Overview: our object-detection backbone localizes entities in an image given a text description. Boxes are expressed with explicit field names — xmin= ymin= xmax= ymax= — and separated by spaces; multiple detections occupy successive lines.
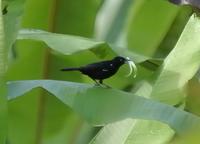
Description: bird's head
xmin=113 ymin=56 xmax=130 ymax=65
xmin=113 ymin=56 xmax=137 ymax=78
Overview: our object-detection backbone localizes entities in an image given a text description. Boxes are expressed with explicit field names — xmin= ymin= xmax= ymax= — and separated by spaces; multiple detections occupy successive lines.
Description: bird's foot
xmin=94 ymin=83 xmax=101 ymax=87
xmin=102 ymin=83 xmax=111 ymax=88
xmin=93 ymin=83 xmax=111 ymax=88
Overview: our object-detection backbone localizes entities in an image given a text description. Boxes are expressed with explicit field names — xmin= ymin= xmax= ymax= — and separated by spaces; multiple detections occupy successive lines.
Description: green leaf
xmin=7 ymin=80 xmax=200 ymax=135
xmin=17 ymin=29 xmax=155 ymax=64
xmin=17 ymin=29 xmax=116 ymax=58
xmin=3 ymin=0 xmax=25 ymax=51
xmin=90 ymin=81 xmax=174 ymax=144
xmin=155 ymin=7 xmax=192 ymax=57
xmin=151 ymin=14 xmax=200 ymax=104
xmin=6 ymin=0 xmax=55 ymax=144
xmin=90 ymin=119 xmax=174 ymax=144
xmin=95 ymin=0 xmax=133 ymax=44
xmin=127 ymin=0 xmax=179 ymax=56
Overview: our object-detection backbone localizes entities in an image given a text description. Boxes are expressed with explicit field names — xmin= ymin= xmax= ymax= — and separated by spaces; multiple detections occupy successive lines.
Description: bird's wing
xmin=80 ymin=61 xmax=112 ymax=74
xmin=84 ymin=60 xmax=110 ymax=70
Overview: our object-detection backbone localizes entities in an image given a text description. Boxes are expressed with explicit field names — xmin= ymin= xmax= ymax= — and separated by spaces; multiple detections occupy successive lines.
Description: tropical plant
xmin=1 ymin=0 xmax=200 ymax=144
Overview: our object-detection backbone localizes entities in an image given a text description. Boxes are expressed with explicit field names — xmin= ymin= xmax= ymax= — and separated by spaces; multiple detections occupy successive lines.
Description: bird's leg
xmin=99 ymin=80 xmax=111 ymax=88
xmin=99 ymin=79 xmax=103 ymax=84
xmin=92 ymin=79 xmax=101 ymax=86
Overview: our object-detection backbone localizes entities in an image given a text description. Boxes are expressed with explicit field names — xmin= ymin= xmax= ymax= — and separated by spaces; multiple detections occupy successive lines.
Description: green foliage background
xmin=0 ymin=0 xmax=200 ymax=144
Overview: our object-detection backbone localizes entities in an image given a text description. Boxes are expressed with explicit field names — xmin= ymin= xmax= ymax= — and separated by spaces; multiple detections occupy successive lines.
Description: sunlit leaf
xmin=90 ymin=119 xmax=174 ymax=144
xmin=151 ymin=14 xmax=200 ymax=104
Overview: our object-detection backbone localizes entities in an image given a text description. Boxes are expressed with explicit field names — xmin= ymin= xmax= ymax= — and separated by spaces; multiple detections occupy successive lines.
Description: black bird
xmin=61 ymin=56 xmax=130 ymax=85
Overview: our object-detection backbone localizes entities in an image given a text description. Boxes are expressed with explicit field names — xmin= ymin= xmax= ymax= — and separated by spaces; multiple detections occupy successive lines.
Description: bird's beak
xmin=125 ymin=57 xmax=137 ymax=78
xmin=125 ymin=58 xmax=131 ymax=63
xmin=125 ymin=56 xmax=135 ymax=62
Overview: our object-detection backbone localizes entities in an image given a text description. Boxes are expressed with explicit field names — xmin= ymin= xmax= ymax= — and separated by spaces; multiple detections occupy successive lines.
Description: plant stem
xmin=0 ymin=0 xmax=7 ymax=143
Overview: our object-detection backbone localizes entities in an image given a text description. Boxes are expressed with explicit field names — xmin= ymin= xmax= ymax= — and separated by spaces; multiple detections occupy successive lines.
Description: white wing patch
xmin=102 ymin=69 xmax=108 ymax=72
xmin=110 ymin=63 xmax=113 ymax=66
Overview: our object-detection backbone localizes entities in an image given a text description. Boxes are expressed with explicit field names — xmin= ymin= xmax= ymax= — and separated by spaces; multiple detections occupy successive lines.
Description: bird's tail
xmin=60 ymin=67 xmax=80 ymax=71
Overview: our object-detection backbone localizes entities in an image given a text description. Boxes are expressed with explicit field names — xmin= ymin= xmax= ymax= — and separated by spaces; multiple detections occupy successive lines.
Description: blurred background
xmin=5 ymin=0 xmax=200 ymax=144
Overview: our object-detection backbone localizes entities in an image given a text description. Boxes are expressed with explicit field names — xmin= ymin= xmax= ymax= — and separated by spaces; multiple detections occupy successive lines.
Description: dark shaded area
xmin=140 ymin=59 xmax=162 ymax=71
xmin=2 ymin=5 xmax=8 ymax=15
xmin=155 ymin=7 xmax=192 ymax=58
xmin=186 ymin=78 xmax=200 ymax=116
xmin=169 ymin=0 xmax=200 ymax=9
xmin=169 ymin=0 xmax=182 ymax=4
